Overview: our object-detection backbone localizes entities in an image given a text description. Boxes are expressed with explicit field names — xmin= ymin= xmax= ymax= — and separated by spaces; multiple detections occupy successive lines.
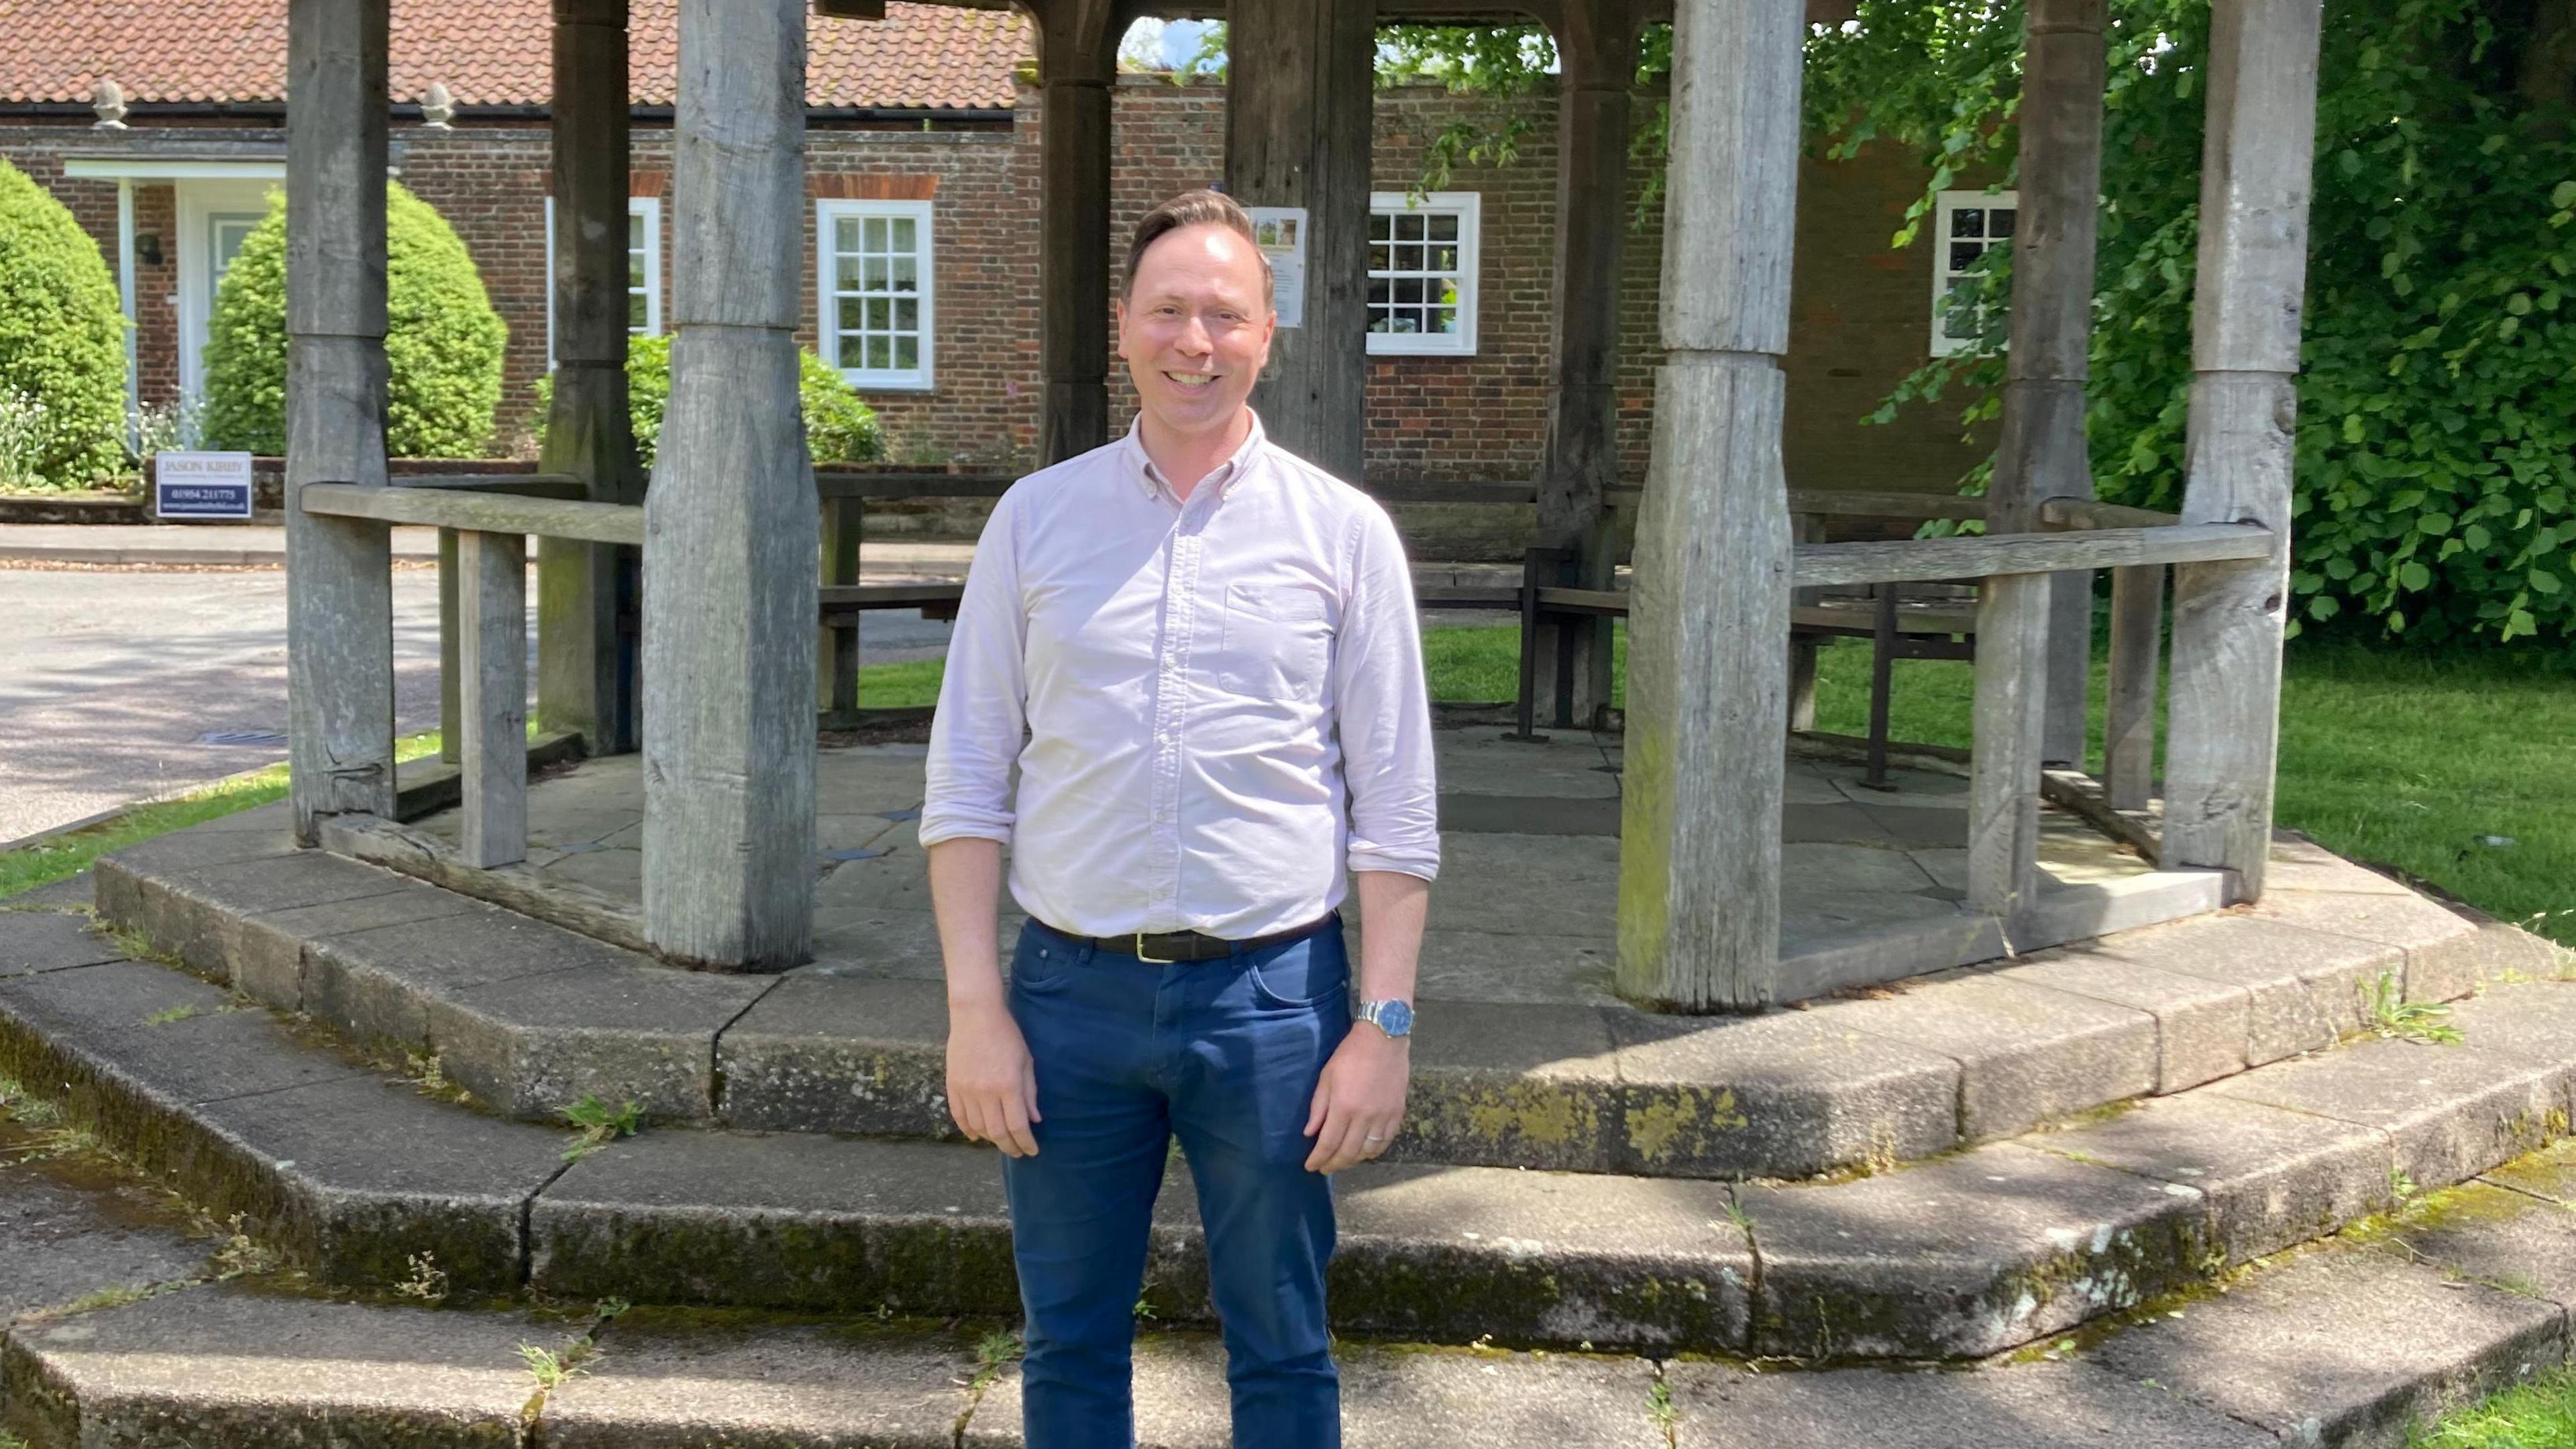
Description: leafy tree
xmin=202 ymin=182 xmax=508 ymax=458
xmin=0 ymin=158 xmax=127 ymax=488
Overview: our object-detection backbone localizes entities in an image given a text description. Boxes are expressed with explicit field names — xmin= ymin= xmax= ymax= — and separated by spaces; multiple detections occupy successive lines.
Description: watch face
xmin=1374 ymin=1000 xmax=1414 ymax=1037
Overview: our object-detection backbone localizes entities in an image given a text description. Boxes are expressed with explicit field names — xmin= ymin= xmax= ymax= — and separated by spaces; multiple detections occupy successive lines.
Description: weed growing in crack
xmin=141 ymin=1004 xmax=203 ymax=1026
xmin=211 ymin=1214 xmax=282 ymax=1281
xmin=36 ymin=1279 xmax=191 ymax=1320
xmin=519 ymin=1338 xmax=597 ymax=1391
xmin=394 ymin=1251 xmax=450 ymax=1303
xmin=2361 ymin=973 xmax=2462 ymax=1045
xmin=1647 ymin=1378 xmax=1680 ymax=1437
xmin=559 ymin=1095 xmax=646 ymax=1163
xmin=13 ymin=1124 xmax=99 ymax=1163
xmin=969 ymin=1327 xmax=1026 ymax=1393
xmin=403 ymin=1051 xmax=450 ymax=1094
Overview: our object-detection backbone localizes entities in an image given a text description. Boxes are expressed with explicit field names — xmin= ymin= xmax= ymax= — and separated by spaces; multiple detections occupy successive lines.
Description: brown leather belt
xmin=1040 ymin=912 xmax=1338 ymax=963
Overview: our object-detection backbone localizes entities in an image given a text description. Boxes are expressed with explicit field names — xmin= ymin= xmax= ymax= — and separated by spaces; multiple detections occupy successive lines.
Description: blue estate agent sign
xmin=154 ymin=451 xmax=256 ymax=520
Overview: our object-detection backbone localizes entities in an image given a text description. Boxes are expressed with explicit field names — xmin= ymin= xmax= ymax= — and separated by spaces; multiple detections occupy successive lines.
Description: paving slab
xmin=1 ymin=871 xmax=95 ymax=912
xmin=225 ymin=879 xmax=490 ymax=1011
xmin=2096 ymin=913 xmax=2404 ymax=1065
xmin=542 ymin=1316 xmax=975 ymax=1448
xmin=2435 ymin=980 xmax=2576 ymax=1079
xmin=2025 ymin=1091 xmax=2396 ymax=1265
xmin=2242 ymin=887 xmax=2485 ymax=1003
xmin=90 ymin=826 xmax=297 ymax=923
xmin=0 ymin=1157 xmax=209 ymax=1326
xmin=1997 ymin=950 xmax=2252 ymax=1093
xmin=303 ymin=898 xmax=654 ymax=1055
xmin=1604 ymin=1006 xmax=1959 ymax=1178
xmin=1739 ymin=1141 xmax=2208 ymax=1360
xmin=2211 ymin=1036 xmax=2566 ymax=1193
xmin=2479 ymin=1136 xmax=2576 ymax=1205
xmin=1383 ymin=1000 xmax=1623 ymax=1172
xmin=716 ymin=975 xmax=956 ymax=1137
xmin=0 ymin=960 xmax=370 ymax=1112
xmin=1811 ymin=972 xmax=2157 ymax=1142
xmin=2365 ymin=1177 xmax=2576 ymax=1305
xmin=1664 ymin=1360 xmax=2274 ymax=1448
xmin=966 ymin=1333 xmax=1668 ymax=1449
xmin=114 ymin=848 xmax=417 ymax=983
xmin=0 ymin=911 xmax=128 ymax=978
xmin=2089 ymin=1246 xmax=2567 ymax=1448
xmin=1430 ymin=731 xmax=1621 ymax=801
xmin=1 ymin=1285 xmax=541 ymax=1449
xmin=529 ymin=1128 xmax=1022 ymax=1318
xmin=2263 ymin=833 xmax=2419 ymax=897
xmin=424 ymin=961 xmax=773 ymax=1122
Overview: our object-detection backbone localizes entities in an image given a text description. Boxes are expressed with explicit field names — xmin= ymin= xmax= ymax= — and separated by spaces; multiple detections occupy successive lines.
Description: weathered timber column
xmin=1036 ymin=0 xmax=1118 ymax=464
xmin=2163 ymin=0 xmax=2323 ymax=899
xmin=539 ymin=0 xmax=642 ymax=755
xmin=1614 ymin=0 xmax=1803 ymax=1012
xmin=284 ymin=0 xmax=396 ymax=842
xmin=1226 ymin=0 xmax=1373 ymax=482
xmin=1531 ymin=3 xmax=1636 ymax=729
xmin=1989 ymin=0 xmax=2106 ymax=765
xmin=643 ymin=0 xmax=818 ymax=969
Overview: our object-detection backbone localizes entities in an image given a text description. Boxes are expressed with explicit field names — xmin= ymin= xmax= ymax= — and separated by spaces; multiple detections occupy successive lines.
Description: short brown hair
xmin=1123 ymin=189 xmax=1274 ymax=307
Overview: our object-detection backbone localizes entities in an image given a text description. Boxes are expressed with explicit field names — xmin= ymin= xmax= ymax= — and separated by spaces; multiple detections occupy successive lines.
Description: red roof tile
xmin=0 ymin=1 xmax=1031 ymax=111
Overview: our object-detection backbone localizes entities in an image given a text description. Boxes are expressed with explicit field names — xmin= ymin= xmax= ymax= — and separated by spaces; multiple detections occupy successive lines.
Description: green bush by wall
xmin=0 ymin=158 xmax=129 ymax=490
xmin=201 ymin=182 xmax=507 ymax=458
xmin=531 ymin=332 xmax=883 ymax=468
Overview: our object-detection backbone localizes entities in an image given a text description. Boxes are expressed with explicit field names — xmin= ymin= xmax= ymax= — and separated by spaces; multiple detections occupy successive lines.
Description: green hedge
xmin=0 ymin=158 xmax=127 ymax=490
xmin=532 ymin=332 xmax=883 ymax=468
xmin=202 ymin=182 xmax=506 ymax=458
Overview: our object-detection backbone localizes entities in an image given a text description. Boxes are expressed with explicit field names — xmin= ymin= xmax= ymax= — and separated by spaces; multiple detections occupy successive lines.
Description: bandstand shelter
xmin=275 ymin=0 xmax=2321 ymax=1012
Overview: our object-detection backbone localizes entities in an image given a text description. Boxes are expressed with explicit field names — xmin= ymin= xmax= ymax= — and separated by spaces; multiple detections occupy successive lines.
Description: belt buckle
xmin=1133 ymin=931 xmax=1176 ymax=964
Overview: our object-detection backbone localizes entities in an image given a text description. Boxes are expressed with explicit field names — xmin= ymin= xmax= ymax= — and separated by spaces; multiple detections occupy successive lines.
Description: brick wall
xmin=3 ymin=93 xmax=1982 ymax=500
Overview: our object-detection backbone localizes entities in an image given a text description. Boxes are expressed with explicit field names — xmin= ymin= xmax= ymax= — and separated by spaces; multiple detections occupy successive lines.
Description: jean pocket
xmin=1009 ymin=932 xmax=1075 ymax=996
xmin=1246 ymin=932 xmax=1351 ymax=1010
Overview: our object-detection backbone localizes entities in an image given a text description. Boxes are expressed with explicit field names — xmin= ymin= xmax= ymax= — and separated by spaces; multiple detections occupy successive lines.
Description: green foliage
xmin=0 ymin=158 xmax=127 ymax=488
xmin=529 ymin=332 xmax=883 ymax=468
xmin=202 ymin=182 xmax=507 ymax=458
xmin=1811 ymin=0 xmax=2576 ymax=645
xmin=558 ymin=1093 xmax=645 ymax=1163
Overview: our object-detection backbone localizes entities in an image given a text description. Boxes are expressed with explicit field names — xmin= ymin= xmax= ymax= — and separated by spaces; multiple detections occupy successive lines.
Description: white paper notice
xmin=1244 ymin=206 xmax=1309 ymax=328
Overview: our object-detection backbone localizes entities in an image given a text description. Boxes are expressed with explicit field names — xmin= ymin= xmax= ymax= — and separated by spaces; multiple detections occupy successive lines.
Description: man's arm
xmin=1303 ymin=868 xmax=1426 ymax=1173
xmin=920 ymin=493 xmax=1040 ymax=1157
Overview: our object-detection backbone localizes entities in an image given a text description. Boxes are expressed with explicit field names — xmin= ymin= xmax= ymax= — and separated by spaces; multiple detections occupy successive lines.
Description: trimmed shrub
xmin=0 ymin=158 xmax=127 ymax=489
xmin=531 ymin=332 xmax=883 ymax=468
xmin=202 ymin=182 xmax=507 ymax=458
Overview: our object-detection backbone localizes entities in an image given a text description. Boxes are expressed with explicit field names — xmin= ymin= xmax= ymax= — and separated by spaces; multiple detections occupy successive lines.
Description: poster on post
xmin=153 ymin=451 xmax=256 ymax=521
xmin=1244 ymin=206 xmax=1308 ymax=328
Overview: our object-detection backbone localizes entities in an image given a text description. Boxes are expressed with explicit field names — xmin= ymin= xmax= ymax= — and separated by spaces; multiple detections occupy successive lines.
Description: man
xmin=918 ymin=189 xmax=1438 ymax=1448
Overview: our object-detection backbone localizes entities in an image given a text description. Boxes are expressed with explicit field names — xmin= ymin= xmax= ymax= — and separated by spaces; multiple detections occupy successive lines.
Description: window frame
xmin=1365 ymin=190 xmax=1481 ymax=358
xmin=1929 ymin=188 xmax=2018 ymax=358
xmin=816 ymin=197 xmax=936 ymax=392
xmin=542 ymin=196 xmax=665 ymax=369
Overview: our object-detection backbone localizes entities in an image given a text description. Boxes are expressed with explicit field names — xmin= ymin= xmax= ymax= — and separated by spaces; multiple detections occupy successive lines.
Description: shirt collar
xmin=1122 ymin=411 xmax=1268 ymax=502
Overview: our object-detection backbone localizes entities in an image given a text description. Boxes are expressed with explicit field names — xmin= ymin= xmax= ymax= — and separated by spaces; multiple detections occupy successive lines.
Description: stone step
xmin=9 ymin=894 xmax=2576 ymax=1361
xmin=16 ymin=1144 xmax=2576 ymax=1448
xmin=86 ymin=818 xmax=2557 ymax=1182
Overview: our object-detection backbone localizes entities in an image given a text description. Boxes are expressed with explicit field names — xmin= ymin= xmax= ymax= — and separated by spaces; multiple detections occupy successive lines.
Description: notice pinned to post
xmin=1245 ymin=206 xmax=1308 ymax=329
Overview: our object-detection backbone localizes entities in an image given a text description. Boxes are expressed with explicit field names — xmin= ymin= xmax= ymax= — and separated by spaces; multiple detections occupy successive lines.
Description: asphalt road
xmin=0 ymin=566 xmax=957 ymax=846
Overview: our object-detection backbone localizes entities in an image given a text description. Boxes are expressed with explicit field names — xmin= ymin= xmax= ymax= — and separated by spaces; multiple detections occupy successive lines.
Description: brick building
xmin=0 ymin=1 xmax=1987 ymax=502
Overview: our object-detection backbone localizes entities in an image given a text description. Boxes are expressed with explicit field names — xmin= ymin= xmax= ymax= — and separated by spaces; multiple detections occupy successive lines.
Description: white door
xmin=176 ymin=180 xmax=277 ymax=409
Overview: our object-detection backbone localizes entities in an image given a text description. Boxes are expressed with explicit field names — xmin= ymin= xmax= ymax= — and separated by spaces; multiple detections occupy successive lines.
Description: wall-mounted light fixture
xmin=135 ymin=233 xmax=162 ymax=266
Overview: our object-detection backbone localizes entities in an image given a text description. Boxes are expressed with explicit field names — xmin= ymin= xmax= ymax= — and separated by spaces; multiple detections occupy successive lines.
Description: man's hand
xmin=947 ymin=997 xmax=1042 ymax=1157
xmin=1302 ymin=1022 xmax=1409 ymax=1174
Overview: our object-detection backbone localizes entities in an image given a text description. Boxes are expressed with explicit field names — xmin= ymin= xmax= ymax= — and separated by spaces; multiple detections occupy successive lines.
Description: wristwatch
xmin=1356 ymin=999 xmax=1415 ymax=1039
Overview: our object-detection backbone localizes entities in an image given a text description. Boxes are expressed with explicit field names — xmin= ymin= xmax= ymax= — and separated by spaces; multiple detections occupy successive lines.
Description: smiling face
xmin=1116 ymin=222 xmax=1276 ymax=447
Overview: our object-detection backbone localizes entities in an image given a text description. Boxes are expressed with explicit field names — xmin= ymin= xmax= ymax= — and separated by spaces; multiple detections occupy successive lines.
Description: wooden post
xmin=1968 ymin=572 xmax=2049 ymax=928
xmin=1225 ymin=0 xmax=1373 ymax=482
xmin=643 ymin=0 xmax=818 ymax=969
xmin=2163 ymin=0 xmax=2323 ymax=899
xmin=458 ymin=530 xmax=529 ymax=868
xmin=1531 ymin=4 xmax=1635 ymax=729
xmin=1614 ymin=0 xmax=1802 ymax=1012
xmin=1036 ymin=0 xmax=1116 ymax=465
xmin=816 ymin=494 xmax=861 ymax=716
xmin=284 ymin=0 xmax=397 ymax=843
xmin=539 ymin=0 xmax=641 ymax=756
xmin=1988 ymin=0 xmax=2107 ymax=766
xmin=2104 ymin=562 xmax=2161 ymax=811
xmin=438 ymin=528 xmax=462 ymax=763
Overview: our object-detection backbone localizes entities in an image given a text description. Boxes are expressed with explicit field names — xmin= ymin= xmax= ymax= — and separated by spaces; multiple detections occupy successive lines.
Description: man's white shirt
xmin=918 ymin=413 xmax=1440 ymax=939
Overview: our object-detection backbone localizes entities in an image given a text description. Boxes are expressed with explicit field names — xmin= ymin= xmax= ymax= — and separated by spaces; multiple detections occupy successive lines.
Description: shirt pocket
xmin=1216 ymin=580 xmax=1334 ymax=704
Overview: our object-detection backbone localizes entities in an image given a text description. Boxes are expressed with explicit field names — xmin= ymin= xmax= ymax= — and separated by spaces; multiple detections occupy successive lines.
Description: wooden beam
xmin=1967 ymin=572 xmax=2047 ymax=928
xmin=1529 ymin=0 xmax=1635 ymax=729
xmin=1989 ymin=0 xmax=2108 ymax=767
xmin=1615 ymin=0 xmax=1803 ymax=1013
xmin=2162 ymin=0 xmax=2323 ymax=900
xmin=457 ymin=530 xmax=529 ymax=868
xmin=1790 ymin=523 xmax=2271 ymax=588
xmin=1033 ymin=0 xmax=1118 ymax=464
xmin=541 ymin=0 xmax=641 ymax=757
xmin=645 ymin=0 xmax=818 ymax=970
xmin=1787 ymin=489 xmax=1987 ymax=522
xmin=284 ymin=0 xmax=396 ymax=843
xmin=396 ymin=472 xmax=588 ymax=497
xmin=2104 ymin=562 xmax=2163 ymax=812
xmin=817 ymin=494 xmax=861 ymax=712
xmin=301 ymin=483 xmax=645 ymax=545
xmin=1227 ymin=0 xmax=1375 ymax=482
xmin=2039 ymin=494 xmax=2178 ymax=529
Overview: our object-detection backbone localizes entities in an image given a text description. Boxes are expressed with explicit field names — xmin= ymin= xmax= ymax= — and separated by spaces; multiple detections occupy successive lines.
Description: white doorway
xmin=176 ymin=179 xmax=278 ymax=408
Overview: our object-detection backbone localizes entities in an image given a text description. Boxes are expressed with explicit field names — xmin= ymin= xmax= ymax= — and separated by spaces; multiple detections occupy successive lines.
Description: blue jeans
xmin=1002 ymin=916 xmax=1350 ymax=1449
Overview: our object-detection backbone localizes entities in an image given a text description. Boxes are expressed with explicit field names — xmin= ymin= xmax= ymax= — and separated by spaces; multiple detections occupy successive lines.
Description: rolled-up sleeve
xmin=918 ymin=488 xmax=1027 ymax=849
xmin=1333 ymin=502 xmax=1440 ymax=880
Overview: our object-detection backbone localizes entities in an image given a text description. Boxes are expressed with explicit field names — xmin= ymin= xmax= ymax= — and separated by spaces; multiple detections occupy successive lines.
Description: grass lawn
xmin=2412 ymin=1367 xmax=2576 ymax=1446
